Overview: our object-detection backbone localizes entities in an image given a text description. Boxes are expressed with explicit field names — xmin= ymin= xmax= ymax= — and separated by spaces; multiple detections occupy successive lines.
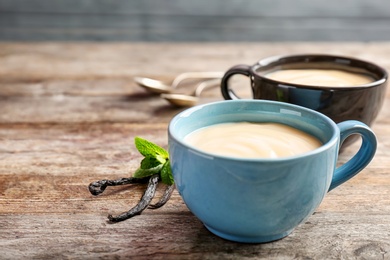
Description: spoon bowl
xmin=161 ymin=79 xmax=221 ymax=107
xmin=161 ymin=93 xmax=199 ymax=107
xmin=134 ymin=77 xmax=172 ymax=94
xmin=134 ymin=72 xmax=224 ymax=94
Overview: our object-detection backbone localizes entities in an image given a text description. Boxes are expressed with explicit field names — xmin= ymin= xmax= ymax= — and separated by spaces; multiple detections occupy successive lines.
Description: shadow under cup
xmin=168 ymin=100 xmax=376 ymax=243
xmin=221 ymin=54 xmax=388 ymax=131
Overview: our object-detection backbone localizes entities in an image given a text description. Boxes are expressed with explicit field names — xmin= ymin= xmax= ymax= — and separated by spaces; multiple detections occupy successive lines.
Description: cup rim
xmin=252 ymin=53 xmax=388 ymax=90
xmin=168 ymin=100 xmax=340 ymax=162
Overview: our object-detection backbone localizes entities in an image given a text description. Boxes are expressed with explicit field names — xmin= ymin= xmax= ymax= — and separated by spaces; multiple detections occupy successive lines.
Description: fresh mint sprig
xmin=133 ymin=137 xmax=174 ymax=185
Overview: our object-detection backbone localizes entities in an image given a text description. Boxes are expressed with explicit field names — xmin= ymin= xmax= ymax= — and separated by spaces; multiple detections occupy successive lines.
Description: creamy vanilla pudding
xmin=184 ymin=122 xmax=322 ymax=159
xmin=264 ymin=69 xmax=374 ymax=87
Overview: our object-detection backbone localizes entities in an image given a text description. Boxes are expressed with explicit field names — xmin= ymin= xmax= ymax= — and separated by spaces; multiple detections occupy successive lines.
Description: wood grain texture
xmin=0 ymin=42 xmax=390 ymax=259
xmin=1 ymin=0 xmax=390 ymax=41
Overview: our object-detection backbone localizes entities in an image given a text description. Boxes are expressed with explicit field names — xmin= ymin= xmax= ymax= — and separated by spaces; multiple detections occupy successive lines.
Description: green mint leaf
xmin=133 ymin=137 xmax=174 ymax=185
xmin=160 ymin=160 xmax=174 ymax=185
xmin=135 ymin=137 xmax=169 ymax=163
xmin=133 ymin=164 xmax=164 ymax=179
xmin=140 ymin=157 xmax=165 ymax=169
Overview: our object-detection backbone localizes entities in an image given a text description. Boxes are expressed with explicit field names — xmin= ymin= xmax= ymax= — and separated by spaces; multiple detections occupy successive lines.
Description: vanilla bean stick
xmin=108 ymin=174 xmax=160 ymax=222
xmin=88 ymin=176 xmax=150 ymax=196
xmin=148 ymin=184 xmax=175 ymax=209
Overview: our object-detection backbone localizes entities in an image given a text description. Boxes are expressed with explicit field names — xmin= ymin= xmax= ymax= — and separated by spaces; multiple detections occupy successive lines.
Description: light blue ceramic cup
xmin=168 ymin=100 xmax=377 ymax=243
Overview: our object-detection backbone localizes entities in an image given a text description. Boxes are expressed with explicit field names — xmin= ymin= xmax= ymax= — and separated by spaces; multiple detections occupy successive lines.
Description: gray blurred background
xmin=0 ymin=0 xmax=389 ymax=42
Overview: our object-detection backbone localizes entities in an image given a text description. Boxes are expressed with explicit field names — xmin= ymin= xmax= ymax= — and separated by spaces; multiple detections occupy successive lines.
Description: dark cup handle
xmin=221 ymin=64 xmax=252 ymax=100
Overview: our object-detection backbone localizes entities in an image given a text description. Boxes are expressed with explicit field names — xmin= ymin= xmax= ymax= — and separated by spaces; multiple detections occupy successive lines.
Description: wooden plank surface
xmin=0 ymin=42 xmax=390 ymax=259
xmin=1 ymin=0 xmax=390 ymax=41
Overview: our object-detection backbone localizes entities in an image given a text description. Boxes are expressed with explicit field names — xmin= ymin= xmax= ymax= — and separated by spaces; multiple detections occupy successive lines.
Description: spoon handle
xmin=194 ymin=79 xmax=222 ymax=97
xmin=172 ymin=71 xmax=224 ymax=88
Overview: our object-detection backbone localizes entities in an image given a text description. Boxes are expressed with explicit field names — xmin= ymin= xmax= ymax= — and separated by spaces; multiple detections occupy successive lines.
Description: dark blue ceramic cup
xmin=168 ymin=100 xmax=376 ymax=243
xmin=220 ymin=54 xmax=387 ymax=128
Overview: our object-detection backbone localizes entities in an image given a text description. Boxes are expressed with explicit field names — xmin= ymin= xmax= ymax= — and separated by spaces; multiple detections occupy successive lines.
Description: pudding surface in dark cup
xmin=221 ymin=54 xmax=388 ymax=128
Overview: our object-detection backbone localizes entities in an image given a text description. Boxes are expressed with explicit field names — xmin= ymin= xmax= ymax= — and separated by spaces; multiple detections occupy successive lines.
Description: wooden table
xmin=0 ymin=42 xmax=389 ymax=259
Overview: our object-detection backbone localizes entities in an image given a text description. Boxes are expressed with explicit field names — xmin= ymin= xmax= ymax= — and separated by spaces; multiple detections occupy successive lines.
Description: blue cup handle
xmin=329 ymin=120 xmax=377 ymax=191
